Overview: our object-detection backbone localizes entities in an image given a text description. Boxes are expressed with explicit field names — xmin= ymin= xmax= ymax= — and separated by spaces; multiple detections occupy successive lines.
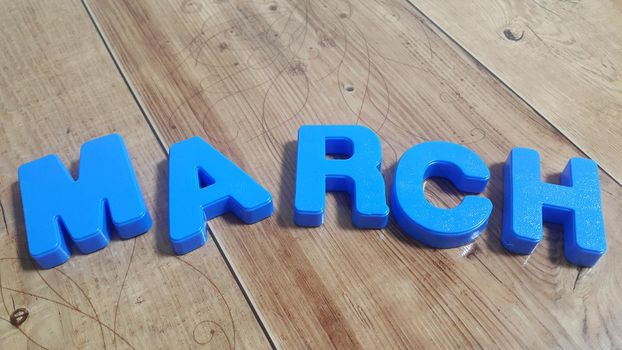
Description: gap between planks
xmin=403 ymin=0 xmax=622 ymax=188
xmin=80 ymin=0 xmax=590 ymax=341
xmin=402 ymin=0 xmax=621 ymax=188
xmin=79 ymin=0 xmax=278 ymax=348
xmin=78 ymin=0 xmax=621 ymax=347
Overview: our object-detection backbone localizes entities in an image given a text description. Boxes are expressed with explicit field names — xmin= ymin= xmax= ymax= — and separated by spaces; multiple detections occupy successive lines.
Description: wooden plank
xmin=0 ymin=1 xmax=269 ymax=349
xmin=86 ymin=0 xmax=622 ymax=348
xmin=405 ymin=0 xmax=622 ymax=183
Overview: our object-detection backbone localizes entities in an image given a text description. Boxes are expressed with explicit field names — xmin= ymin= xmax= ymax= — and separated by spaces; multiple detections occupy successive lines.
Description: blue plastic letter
xmin=18 ymin=134 xmax=152 ymax=269
xmin=294 ymin=125 xmax=389 ymax=228
xmin=391 ymin=141 xmax=492 ymax=248
xmin=169 ymin=136 xmax=273 ymax=255
xmin=502 ymin=148 xmax=606 ymax=266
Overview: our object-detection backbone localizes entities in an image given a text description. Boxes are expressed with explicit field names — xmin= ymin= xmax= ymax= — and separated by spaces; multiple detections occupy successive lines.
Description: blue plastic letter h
xmin=502 ymin=148 xmax=606 ymax=267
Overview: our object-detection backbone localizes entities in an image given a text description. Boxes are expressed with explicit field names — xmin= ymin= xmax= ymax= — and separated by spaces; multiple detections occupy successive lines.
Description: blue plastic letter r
xmin=169 ymin=136 xmax=273 ymax=255
xmin=294 ymin=125 xmax=389 ymax=228
xmin=18 ymin=134 xmax=152 ymax=269
xmin=502 ymin=148 xmax=606 ymax=267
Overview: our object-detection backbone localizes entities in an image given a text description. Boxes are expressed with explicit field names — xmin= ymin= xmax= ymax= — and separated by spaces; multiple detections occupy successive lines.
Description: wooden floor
xmin=0 ymin=0 xmax=620 ymax=348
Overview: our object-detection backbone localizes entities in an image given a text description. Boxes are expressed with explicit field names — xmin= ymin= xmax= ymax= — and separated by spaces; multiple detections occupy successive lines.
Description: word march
xmin=18 ymin=125 xmax=606 ymax=269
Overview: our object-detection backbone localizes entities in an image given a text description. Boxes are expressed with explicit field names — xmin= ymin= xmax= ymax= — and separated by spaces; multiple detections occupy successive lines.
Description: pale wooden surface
xmin=0 ymin=0 xmax=620 ymax=348
xmin=82 ymin=0 xmax=622 ymax=349
xmin=0 ymin=1 xmax=269 ymax=349
xmin=405 ymin=0 xmax=622 ymax=184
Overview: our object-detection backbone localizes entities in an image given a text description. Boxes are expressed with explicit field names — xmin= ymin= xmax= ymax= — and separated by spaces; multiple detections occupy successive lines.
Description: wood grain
xmin=0 ymin=1 xmax=269 ymax=348
xmin=405 ymin=0 xmax=622 ymax=184
xmin=85 ymin=0 xmax=622 ymax=348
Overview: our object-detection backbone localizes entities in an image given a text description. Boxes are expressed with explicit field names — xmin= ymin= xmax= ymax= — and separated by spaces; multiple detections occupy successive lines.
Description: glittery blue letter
xmin=391 ymin=141 xmax=492 ymax=248
xmin=502 ymin=148 xmax=606 ymax=266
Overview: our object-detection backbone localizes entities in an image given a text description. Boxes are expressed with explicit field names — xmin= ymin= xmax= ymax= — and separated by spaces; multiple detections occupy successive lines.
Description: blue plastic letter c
xmin=391 ymin=141 xmax=492 ymax=248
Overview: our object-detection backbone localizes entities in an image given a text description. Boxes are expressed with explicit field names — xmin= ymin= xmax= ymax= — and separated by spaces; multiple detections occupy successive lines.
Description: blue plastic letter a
xmin=169 ymin=136 xmax=273 ymax=255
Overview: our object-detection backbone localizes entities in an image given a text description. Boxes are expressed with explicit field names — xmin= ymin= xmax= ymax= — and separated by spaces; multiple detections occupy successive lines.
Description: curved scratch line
xmin=164 ymin=9 xmax=288 ymax=87
xmin=247 ymin=4 xmax=314 ymax=143
xmin=40 ymin=268 xmax=107 ymax=349
xmin=353 ymin=21 xmax=372 ymax=125
xmin=113 ymin=238 xmax=137 ymax=350
xmin=379 ymin=136 xmax=400 ymax=173
xmin=0 ymin=257 xmax=130 ymax=349
xmin=356 ymin=61 xmax=390 ymax=132
xmin=257 ymin=0 xmax=310 ymax=140
xmin=0 ymin=285 xmax=135 ymax=349
xmin=0 ymin=200 xmax=51 ymax=349
xmin=246 ymin=70 xmax=310 ymax=144
xmin=194 ymin=5 xmax=297 ymax=66
xmin=0 ymin=315 xmax=49 ymax=349
xmin=219 ymin=0 xmax=308 ymax=146
xmin=314 ymin=5 xmax=348 ymax=82
xmin=175 ymin=256 xmax=235 ymax=350
xmin=371 ymin=62 xmax=391 ymax=133
xmin=193 ymin=319 xmax=232 ymax=348
xmin=336 ymin=32 xmax=369 ymax=121
xmin=165 ymin=5 xmax=301 ymax=140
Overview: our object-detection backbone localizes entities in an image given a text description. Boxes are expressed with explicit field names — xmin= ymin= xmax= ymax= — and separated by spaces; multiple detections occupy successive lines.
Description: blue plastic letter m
xmin=18 ymin=134 xmax=152 ymax=269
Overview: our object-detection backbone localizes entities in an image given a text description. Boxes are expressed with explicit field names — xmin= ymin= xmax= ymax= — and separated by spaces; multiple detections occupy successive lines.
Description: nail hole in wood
xmin=10 ymin=308 xmax=29 ymax=327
